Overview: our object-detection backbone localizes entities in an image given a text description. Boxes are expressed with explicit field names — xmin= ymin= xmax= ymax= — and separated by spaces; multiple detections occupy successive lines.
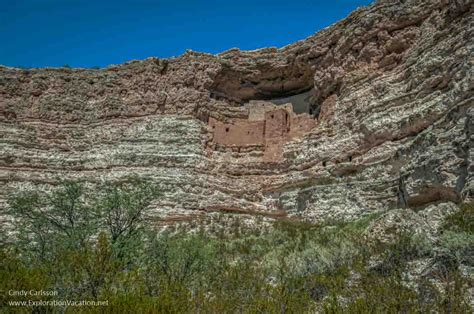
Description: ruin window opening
xmin=323 ymin=161 xmax=327 ymax=167
xmin=348 ymin=156 xmax=352 ymax=162
xmin=225 ymin=127 xmax=229 ymax=132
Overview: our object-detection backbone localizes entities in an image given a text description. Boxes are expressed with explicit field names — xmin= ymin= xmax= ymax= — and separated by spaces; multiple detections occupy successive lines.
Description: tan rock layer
xmin=1 ymin=0 xmax=472 ymax=222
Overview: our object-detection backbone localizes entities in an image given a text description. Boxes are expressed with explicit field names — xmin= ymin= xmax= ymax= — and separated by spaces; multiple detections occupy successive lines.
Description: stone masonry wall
xmin=208 ymin=102 xmax=316 ymax=161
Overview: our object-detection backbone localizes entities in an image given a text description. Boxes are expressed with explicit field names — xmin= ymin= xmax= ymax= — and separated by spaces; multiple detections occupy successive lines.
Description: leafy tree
xmin=7 ymin=181 xmax=97 ymax=259
xmin=3 ymin=179 xmax=158 ymax=300
xmin=96 ymin=180 xmax=158 ymax=244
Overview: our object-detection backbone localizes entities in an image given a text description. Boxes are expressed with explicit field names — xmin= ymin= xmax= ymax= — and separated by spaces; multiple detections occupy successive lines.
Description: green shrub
xmin=436 ymin=202 xmax=474 ymax=269
xmin=439 ymin=231 xmax=474 ymax=266
xmin=1 ymin=183 xmax=472 ymax=312
xmin=442 ymin=202 xmax=474 ymax=234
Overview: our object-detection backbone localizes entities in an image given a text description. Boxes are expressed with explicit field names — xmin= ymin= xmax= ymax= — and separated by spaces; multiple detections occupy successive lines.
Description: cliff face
xmin=0 ymin=0 xmax=472 ymax=224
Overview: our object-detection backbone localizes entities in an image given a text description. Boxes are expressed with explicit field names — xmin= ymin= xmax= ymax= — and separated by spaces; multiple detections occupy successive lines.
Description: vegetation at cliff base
xmin=1 ymin=181 xmax=472 ymax=313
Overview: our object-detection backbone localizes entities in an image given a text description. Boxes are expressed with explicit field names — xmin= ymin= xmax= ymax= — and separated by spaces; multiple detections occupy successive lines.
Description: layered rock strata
xmin=0 ymin=0 xmax=472 ymax=223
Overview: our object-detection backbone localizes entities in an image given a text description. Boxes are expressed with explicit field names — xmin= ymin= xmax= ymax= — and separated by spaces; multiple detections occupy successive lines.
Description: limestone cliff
xmin=0 ymin=0 xmax=472 ymax=225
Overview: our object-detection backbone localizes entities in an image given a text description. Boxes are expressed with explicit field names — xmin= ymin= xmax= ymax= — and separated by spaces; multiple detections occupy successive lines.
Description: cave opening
xmin=210 ymin=77 xmax=322 ymax=119
xmin=208 ymin=58 xmax=324 ymax=119
xmin=262 ymin=88 xmax=321 ymax=119
xmin=267 ymin=88 xmax=313 ymax=115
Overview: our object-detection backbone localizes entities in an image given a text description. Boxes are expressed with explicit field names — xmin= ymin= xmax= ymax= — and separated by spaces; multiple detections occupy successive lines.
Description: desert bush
xmin=436 ymin=202 xmax=474 ymax=269
xmin=442 ymin=202 xmax=474 ymax=233
xmin=439 ymin=231 xmax=474 ymax=267
xmin=369 ymin=231 xmax=433 ymax=276
xmin=144 ymin=231 xmax=221 ymax=292
xmin=1 ymin=184 xmax=472 ymax=312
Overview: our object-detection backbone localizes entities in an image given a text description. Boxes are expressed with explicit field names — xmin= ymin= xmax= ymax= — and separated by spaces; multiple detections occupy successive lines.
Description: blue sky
xmin=0 ymin=0 xmax=374 ymax=68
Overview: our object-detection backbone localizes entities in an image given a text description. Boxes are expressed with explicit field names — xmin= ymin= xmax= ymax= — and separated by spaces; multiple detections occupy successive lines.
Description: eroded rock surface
xmin=0 ymin=0 xmax=472 ymax=224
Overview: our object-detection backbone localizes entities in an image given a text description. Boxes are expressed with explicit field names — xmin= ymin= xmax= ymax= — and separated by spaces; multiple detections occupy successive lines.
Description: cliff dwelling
xmin=208 ymin=101 xmax=316 ymax=162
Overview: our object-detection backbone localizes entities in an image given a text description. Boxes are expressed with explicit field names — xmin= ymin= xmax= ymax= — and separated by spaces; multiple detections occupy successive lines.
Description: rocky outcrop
xmin=0 ymin=0 xmax=472 ymax=224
